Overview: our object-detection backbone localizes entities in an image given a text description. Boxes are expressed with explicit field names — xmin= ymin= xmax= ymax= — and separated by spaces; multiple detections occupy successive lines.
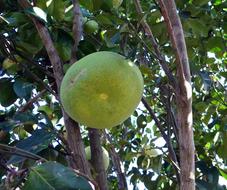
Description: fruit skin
xmin=85 ymin=146 xmax=109 ymax=171
xmin=113 ymin=0 xmax=123 ymax=8
xmin=84 ymin=20 xmax=99 ymax=34
xmin=60 ymin=51 xmax=144 ymax=129
xmin=2 ymin=57 xmax=20 ymax=74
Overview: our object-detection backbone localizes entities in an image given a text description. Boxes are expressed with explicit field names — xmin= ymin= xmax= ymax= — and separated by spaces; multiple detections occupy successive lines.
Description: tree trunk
xmin=157 ymin=0 xmax=195 ymax=189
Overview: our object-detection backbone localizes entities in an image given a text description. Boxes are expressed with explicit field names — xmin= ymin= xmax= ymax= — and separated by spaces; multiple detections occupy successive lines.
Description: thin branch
xmin=141 ymin=97 xmax=180 ymax=183
xmin=17 ymin=89 xmax=47 ymax=113
xmin=104 ymin=131 xmax=128 ymax=190
xmin=0 ymin=35 xmax=58 ymax=98
xmin=70 ymin=0 xmax=82 ymax=63
xmin=133 ymin=0 xmax=176 ymax=88
xmin=0 ymin=143 xmax=47 ymax=162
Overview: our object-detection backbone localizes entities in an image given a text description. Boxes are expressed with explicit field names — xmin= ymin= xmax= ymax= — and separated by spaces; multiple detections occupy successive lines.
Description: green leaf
xmin=54 ymin=30 xmax=73 ymax=62
xmin=207 ymin=167 xmax=219 ymax=185
xmin=23 ymin=162 xmax=93 ymax=190
xmin=0 ymin=78 xmax=17 ymax=107
xmin=7 ymin=129 xmax=56 ymax=164
xmin=0 ymin=112 xmax=38 ymax=131
xmin=24 ymin=7 xmax=47 ymax=23
xmin=16 ymin=23 xmax=43 ymax=54
xmin=193 ymin=0 xmax=210 ymax=6
xmin=0 ymin=120 xmax=17 ymax=131
xmin=36 ymin=0 xmax=48 ymax=10
xmin=206 ymin=37 xmax=225 ymax=51
xmin=137 ymin=114 xmax=146 ymax=128
xmin=149 ymin=155 xmax=162 ymax=174
xmin=196 ymin=179 xmax=211 ymax=190
xmin=219 ymin=169 xmax=227 ymax=180
xmin=79 ymin=0 xmax=94 ymax=11
xmin=13 ymin=79 xmax=34 ymax=100
xmin=48 ymin=0 xmax=65 ymax=21
xmin=13 ymin=112 xmax=38 ymax=125
xmin=184 ymin=18 xmax=209 ymax=37
xmin=6 ymin=12 xmax=30 ymax=26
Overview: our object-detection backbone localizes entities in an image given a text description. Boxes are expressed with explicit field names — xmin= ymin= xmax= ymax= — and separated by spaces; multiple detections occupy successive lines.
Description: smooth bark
xmin=157 ymin=0 xmax=195 ymax=189
xmin=88 ymin=129 xmax=108 ymax=190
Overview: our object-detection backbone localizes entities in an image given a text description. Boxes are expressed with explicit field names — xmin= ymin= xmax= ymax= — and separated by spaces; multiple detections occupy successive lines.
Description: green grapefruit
xmin=60 ymin=51 xmax=144 ymax=129
xmin=84 ymin=20 xmax=99 ymax=34
xmin=85 ymin=146 xmax=109 ymax=171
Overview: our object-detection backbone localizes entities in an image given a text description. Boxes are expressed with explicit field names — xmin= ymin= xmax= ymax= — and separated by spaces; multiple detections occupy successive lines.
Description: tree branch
xmin=70 ymin=0 xmax=82 ymax=64
xmin=157 ymin=1 xmax=195 ymax=189
xmin=104 ymin=131 xmax=128 ymax=190
xmin=0 ymin=143 xmax=47 ymax=162
xmin=133 ymin=0 xmax=176 ymax=88
xmin=17 ymin=89 xmax=47 ymax=113
xmin=88 ymin=129 xmax=108 ymax=190
xmin=18 ymin=0 xmax=91 ymax=177
xmin=141 ymin=97 xmax=180 ymax=183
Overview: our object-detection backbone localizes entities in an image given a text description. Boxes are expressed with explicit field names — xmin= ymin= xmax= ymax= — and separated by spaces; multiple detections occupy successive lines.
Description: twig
xmin=133 ymin=0 xmax=176 ymax=88
xmin=70 ymin=0 xmax=82 ymax=63
xmin=141 ymin=97 xmax=180 ymax=183
xmin=17 ymin=89 xmax=47 ymax=113
xmin=0 ymin=35 xmax=58 ymax=98
xmin=0 ymin=143 xmax=47 ymax=162
xmin=104 ymin=131 xmax=128 ymax=190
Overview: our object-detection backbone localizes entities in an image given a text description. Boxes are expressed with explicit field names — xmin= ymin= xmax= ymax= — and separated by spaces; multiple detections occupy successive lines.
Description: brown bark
xmin=133 ymin=0 xmax=176 ymax=88
xmin=71 ymin=0 xmax=82 ymax=64
xmin=88 ymin=129 xmax=108 ymax=190
xmin=157 ymin=0 xmax=195 ymax=189
xmin=18 ymin=0 xmax=91 ymax=176
xmin=104 ymin=132 xmax=128 ymax=190
xmin=142 ymin=97 xmax=180 ymax=183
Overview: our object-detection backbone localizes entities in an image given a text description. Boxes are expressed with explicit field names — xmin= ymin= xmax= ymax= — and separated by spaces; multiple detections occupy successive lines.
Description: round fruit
xmin=84 ymin=20 xmax=99 ymax=34
xmin=113 ymin=0 xmax=123 ymax=8
xmin=60 ymin=51 xmax=144 ymax=129
xmin=2 ymin=57 xmax=19 ymax=74
xmin=85 ymin=146 xmax=109 ymax=170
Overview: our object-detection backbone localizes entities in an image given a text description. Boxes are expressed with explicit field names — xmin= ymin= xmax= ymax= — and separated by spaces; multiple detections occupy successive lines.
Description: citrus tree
xmin=0 ymin=0 xmax=226 ymax=190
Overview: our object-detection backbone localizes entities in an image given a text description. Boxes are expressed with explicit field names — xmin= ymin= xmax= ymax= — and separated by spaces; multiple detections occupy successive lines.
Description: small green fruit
xmin=2 ymin=57 xmax=20 ymax=74
xmin=85 ymin=146 xmax=109 ymax=170
xmin=84 ymin=20 xmax=99 ymax=34
xmin=60 ymin=51 xmax=144 ymax=129
xmin=113 ymin=0 xmax=123 ymax=8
